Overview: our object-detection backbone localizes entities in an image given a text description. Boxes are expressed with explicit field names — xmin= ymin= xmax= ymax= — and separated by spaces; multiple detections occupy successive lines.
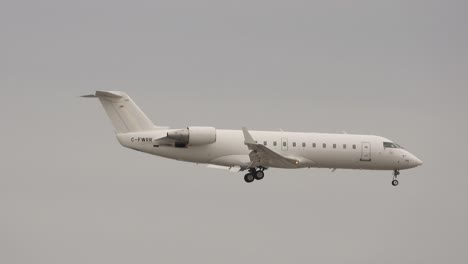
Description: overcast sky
xmin=1 ymin=0 xmax=467 ymax=263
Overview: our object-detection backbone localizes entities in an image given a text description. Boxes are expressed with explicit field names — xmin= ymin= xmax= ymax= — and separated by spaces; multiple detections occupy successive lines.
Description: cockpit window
xmin=383 ymin=142 xmax=400 ymax=148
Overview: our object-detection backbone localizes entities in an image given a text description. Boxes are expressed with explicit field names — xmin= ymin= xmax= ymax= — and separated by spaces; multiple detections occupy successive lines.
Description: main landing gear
xmin=244 ymin=167 xmax=266 ymax=183
xmin=392 ymin=170 xmax=400 ymax=186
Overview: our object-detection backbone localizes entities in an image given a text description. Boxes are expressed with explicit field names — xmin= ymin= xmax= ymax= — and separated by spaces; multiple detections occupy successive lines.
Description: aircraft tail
xmin=82 ymin=91 xmax=155 ymax=133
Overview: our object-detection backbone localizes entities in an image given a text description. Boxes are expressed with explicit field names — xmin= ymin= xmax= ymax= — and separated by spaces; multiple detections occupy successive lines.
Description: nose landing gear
xmin=244 ymin=167 xmax=266 ymax=183
xmin=392 ymin=170 xmax=400 ymax=186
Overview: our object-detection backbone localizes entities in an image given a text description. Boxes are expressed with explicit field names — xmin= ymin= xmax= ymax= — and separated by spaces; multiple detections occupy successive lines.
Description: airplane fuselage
xmin=116 ymin=129 xmax=422 ymax=171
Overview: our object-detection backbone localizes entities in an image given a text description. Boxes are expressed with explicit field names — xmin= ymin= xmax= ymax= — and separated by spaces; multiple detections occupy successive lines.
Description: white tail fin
xmin=82 ymin=91 xmax=155 ymax=133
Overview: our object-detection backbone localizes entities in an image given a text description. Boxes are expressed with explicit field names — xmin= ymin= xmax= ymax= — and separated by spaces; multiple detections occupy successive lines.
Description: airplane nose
xmin=413 ymin=156 xmax=423 ymax=166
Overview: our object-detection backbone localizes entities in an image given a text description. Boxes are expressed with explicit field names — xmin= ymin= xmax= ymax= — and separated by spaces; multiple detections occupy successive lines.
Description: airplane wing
xmin=206 ymin=165 xmax=242 ymax=172
xmin=242 ymin=127 xmax=300 ymax=168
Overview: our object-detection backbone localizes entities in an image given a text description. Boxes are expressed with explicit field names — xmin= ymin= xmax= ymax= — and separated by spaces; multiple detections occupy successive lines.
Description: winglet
xmin=242 ymin=127 xmax=256 ymax=145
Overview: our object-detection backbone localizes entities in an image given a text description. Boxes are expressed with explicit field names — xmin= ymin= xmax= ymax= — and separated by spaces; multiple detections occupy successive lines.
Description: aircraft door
xmin=281 ymin=138 xmax=288 ymax=151
xmin=360 ymin=142 xmax=371 ymax=161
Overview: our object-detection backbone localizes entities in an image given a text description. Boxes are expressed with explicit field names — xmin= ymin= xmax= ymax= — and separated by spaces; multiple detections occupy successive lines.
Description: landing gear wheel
xmin=391 ymin=170 xmax=400 ymax=186
xmin=254 ymin=170 xmax=264 ymax=180
xmin=244 ymin=173 xmax=255 ymax=183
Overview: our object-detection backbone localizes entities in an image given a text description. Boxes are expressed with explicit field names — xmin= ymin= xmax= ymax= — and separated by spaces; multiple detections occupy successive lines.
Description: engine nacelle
xmin=167 ymin=126 xmax=217 ymax=146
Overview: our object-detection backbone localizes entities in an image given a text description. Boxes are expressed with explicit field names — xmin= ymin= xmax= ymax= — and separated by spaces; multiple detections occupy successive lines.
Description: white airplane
xmin=82 ymin=91 xmax=422 ymax=186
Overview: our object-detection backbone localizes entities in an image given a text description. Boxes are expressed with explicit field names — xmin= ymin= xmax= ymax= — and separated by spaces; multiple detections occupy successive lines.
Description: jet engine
xmin=167 ymin=126 xmax=217 ymax=146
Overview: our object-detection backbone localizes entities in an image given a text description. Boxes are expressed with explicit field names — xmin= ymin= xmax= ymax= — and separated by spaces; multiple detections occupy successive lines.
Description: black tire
xmin=392 ymin=179 xmax=399 ymax=186
xmin=254 ymin=171 xmax=265 ymax=180
xmin=244 ymin=173 xmax=255 ymax=183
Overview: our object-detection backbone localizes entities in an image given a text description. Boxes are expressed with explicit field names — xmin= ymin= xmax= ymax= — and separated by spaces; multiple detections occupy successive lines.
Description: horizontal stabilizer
xmin=81 ymin=94 xmax=98 ymax=98
xmin=81 ymin=91 xmax=123 ymax=99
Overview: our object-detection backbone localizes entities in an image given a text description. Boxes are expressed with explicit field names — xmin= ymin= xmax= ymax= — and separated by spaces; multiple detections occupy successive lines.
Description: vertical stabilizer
xmin=82 ymin=91 xmax=154 ymax=133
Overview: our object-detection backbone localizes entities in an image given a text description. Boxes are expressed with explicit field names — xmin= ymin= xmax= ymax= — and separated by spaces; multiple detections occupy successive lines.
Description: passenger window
xmin=273 ymin=141 xmax=277 ymax=146
xmin=343 ymin=144 xmax=346 ymax=149
xmin=263 ymin=141 xmax=267 ymax=146
xmin=283 ymin=142 xmax=287 ymax=147
xmin=323 ymin=143 xmax=326 ymax=148
xmin=313 ymin=143 xmax=316 ymax=148
xmin=293 ymin=142 xmax=296 ymax=147
xmin=333 ymin=144 xmax=336 ymax=149
xmin=302 ymin=142 xmax=306 ymax=147
xmin=353 ymin=144 xmax=356 ymax=149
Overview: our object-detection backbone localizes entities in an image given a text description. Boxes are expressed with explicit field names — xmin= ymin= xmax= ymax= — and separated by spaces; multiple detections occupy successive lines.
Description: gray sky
xmin=1 ymin=0 xmax=467 ymax=263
